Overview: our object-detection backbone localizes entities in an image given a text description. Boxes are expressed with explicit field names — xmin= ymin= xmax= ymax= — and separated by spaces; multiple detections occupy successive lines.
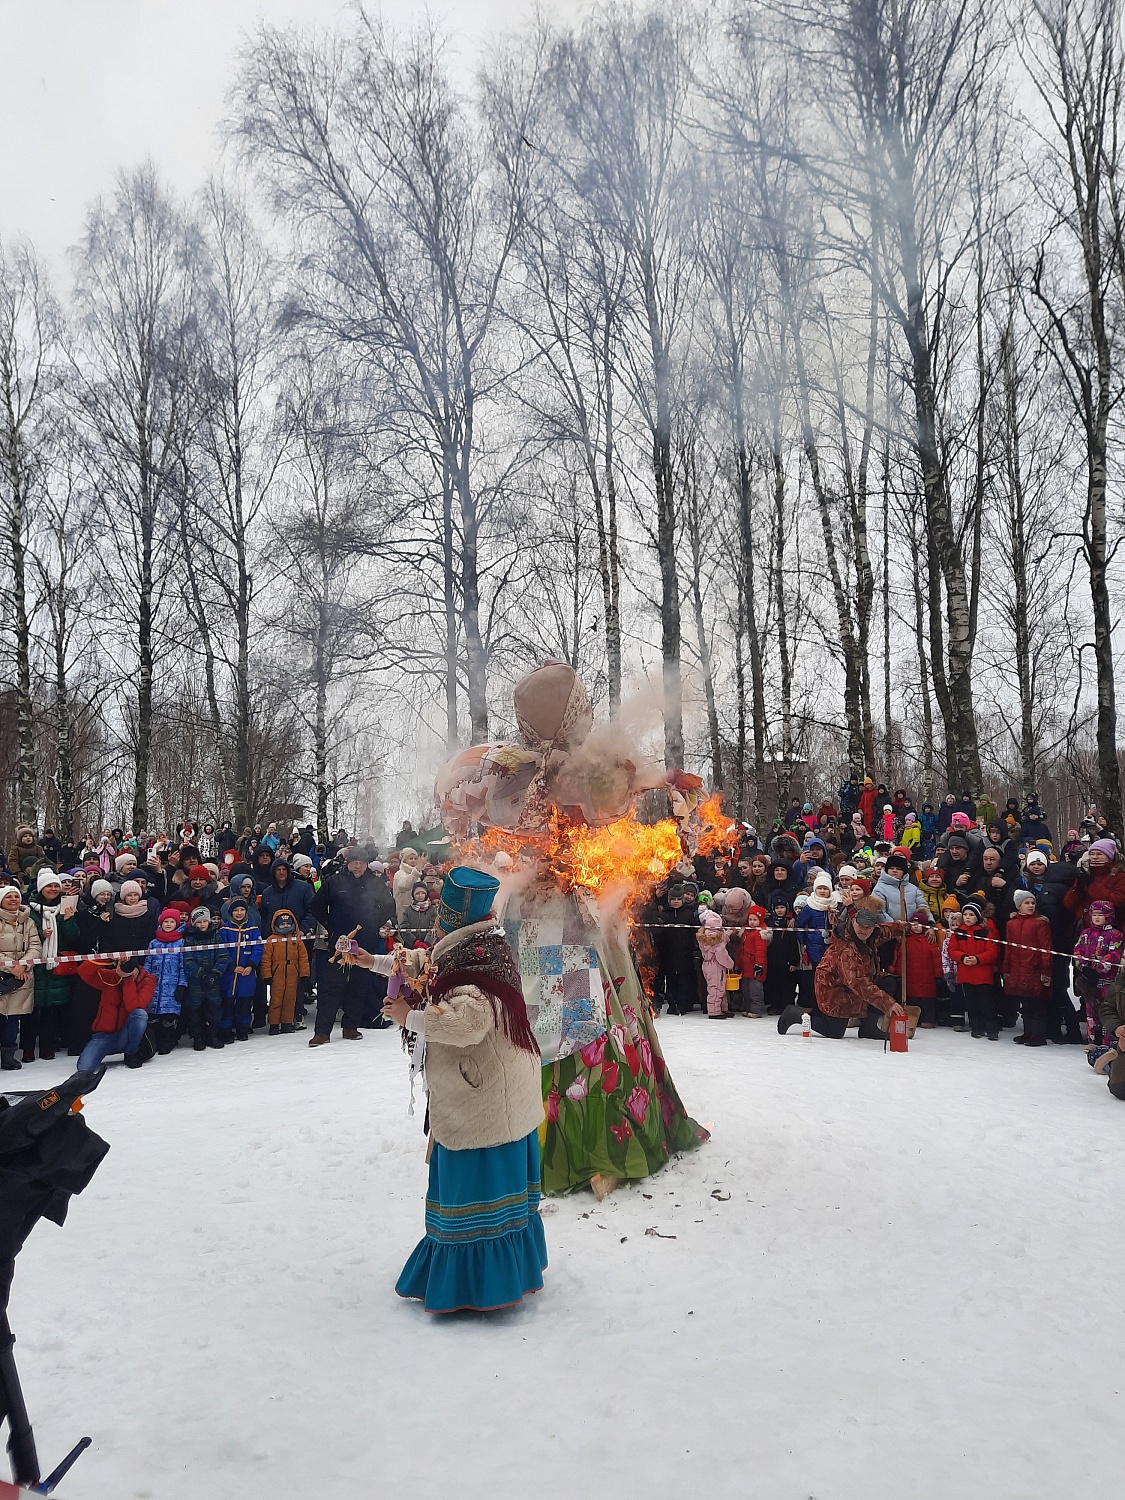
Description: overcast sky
xmin=0 ymin=0 xmax=565 ymax=273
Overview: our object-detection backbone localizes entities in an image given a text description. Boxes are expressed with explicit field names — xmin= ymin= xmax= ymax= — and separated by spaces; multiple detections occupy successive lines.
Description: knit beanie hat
xmin=941 ymin=895 xmax=961 ymax=912
xmin=36 ymin=868 xmax=60 ymax=892
xmin=190 ymin=906 xmax=211 ymax=926
xmin=1013 ymin=890 xmax=1036 ymax=910
xmin=1090 ymin=838 xmax=1118 ymax=859
xmin=700 ymin=908 xmax=723 ymax=931
xmin=947 ymin=835 xmax=969 ymax=851
xmin=158 ymin=907 xmax=183 ymax=928
xmin=950 ymin=812 xmax=972 ymax=830
xmin=885 ymin=853 xmax=910 ymax=873
xmin=1025 ymin=849 xmax=1048 ymax=867
xmin=90 ymin=878 xmax=114 ymax=899
xmin=961 ymin=900 xmax=983 ymax=922
xmin=1090 ymin=899 xmax=1116 ymax=920
xmin=291 ymin=853 xmax=313 ymax=871
xmin=188 ymin=865 xmax=211 ymax=882
xmin=697 ymin=889 xmax=714 ymax=907
xmin=115 ymin=853 xmax=136 ymax=872
xmin=119 ymin=880 xmax=142 ymax=900
xmin=909 ymin=907 xmax=932 ymax=925
xmin=837 ymin=864 xmax=858 ymax=880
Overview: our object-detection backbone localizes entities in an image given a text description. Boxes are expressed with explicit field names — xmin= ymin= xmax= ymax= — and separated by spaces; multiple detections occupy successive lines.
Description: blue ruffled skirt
xmin=396 ymin=1130 xmax=548 ymax=1313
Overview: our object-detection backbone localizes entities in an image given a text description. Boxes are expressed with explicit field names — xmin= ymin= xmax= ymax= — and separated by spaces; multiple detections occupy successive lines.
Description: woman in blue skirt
xmin=342 ymin=866 xmax=546 ymax=1313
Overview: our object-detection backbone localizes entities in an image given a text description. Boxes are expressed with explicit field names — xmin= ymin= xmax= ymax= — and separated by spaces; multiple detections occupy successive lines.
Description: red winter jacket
xmin=1062 ymin=866 xmax=1125 ymax=929
xmin=889 ymin=930 xmax=944 ymax=1000
xmin=1000 ymin=913 xmax=1053 ymax=995
xmin=948 ymin=922 xmax=998 ymax=987
xmin=78 ymin=960 xmax=157 ymax=1034
xmin=738 ymin=927 xmax=770 ymax=981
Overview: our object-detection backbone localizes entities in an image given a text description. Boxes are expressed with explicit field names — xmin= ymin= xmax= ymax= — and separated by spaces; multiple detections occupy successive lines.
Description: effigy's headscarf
xmin=513 ymin=660 xmax=594 ymax=752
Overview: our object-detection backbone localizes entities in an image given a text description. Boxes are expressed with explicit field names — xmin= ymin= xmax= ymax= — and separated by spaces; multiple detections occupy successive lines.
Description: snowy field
xmin=8 ymin=1017 xmax=1122 ymax=1500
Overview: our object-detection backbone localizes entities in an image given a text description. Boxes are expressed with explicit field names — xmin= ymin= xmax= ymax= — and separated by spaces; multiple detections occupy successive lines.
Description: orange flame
xmin=692 ymin=792 xmax=737 ymax=857
xmin=467 ymin=809 xmax=686 ymax=904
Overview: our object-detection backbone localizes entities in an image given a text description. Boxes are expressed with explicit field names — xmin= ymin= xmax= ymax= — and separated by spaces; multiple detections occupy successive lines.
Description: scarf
xmin=32 ymin=899 xmax=59 ymax=962
xmin=152 ymin=926 xmax=183 ymax=944
xmin=807 ymin=886 xmax=835 ymax=913
xmin=115 ymin=900 xmax=150 ymax=919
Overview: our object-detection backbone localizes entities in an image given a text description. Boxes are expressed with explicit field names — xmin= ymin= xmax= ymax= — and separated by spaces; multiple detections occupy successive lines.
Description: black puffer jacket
xmin=312 ymin=867 xmax=395 ymax=950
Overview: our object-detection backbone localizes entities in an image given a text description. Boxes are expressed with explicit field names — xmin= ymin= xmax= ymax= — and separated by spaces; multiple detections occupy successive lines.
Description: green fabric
xmin=31 ymin=907 xmax=81 ymax=1007
xmin=539 ymin=924 xmax=707 ymax=1194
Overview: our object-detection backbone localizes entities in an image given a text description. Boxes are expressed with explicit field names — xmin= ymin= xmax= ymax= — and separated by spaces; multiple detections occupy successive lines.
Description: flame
xmin=692 ymin=792 xmax=737 ymax=857
xmin=467 ymin=809 xmax=686 ymax=903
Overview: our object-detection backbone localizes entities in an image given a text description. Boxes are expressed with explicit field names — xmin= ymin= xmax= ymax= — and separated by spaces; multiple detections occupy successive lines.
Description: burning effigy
xmin=435 ymin=661 xmax=713 ymax=1197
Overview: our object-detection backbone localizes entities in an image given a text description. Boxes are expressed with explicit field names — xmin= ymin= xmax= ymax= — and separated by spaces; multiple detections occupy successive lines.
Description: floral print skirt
xmin=540 ymin=927 xmax=708 ymax=1194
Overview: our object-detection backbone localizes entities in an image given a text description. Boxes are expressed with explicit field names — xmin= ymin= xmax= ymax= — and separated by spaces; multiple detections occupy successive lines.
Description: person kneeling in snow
xmin=76 ymin=957 xmax=156 ymax=1070
xmin=778 ymin=897 xmax=912 ymax=1039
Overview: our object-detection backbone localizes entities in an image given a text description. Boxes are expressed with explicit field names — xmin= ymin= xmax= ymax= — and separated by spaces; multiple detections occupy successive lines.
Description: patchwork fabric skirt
xmin=395 ymin=1130 xmax=548 ymax=1314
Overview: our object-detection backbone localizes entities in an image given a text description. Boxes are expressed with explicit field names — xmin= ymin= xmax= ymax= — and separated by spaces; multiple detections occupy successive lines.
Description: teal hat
xmin=436 ymin=866 xmax=500 ymax=935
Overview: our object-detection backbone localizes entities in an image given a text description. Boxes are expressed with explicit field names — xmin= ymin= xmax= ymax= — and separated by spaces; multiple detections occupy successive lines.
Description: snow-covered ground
xmin=7 ymin=1017 xmax=1121 ymax=1500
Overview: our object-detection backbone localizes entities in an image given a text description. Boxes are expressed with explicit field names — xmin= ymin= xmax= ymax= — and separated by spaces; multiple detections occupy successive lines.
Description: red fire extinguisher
xmin=887 ymin=1010 xmax=909 ymax=1052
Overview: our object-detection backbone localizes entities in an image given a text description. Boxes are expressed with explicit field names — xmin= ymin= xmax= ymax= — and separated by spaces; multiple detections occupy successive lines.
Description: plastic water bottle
xmin=801 ymin=1011 xmax=811 ymax=1037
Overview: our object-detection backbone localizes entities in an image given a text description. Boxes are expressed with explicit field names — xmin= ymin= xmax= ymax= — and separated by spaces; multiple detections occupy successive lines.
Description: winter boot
xmin=124 ymin=1050 xmax=144 ymax=1069
xmin=1 ymin=1049 xmax=21 ymax=1071
xmin=342 ymin=1028 xmax=363 ymax=1040
xmin=268 ymin=1024 xmax=281 ymax=1036
xmin=777 ymin=1004 xmax=804 ymax=1036
xmin=193 ymin=1033 xmax=207 ymax=1052
xmin=280 ymin=1023 xmax=295 ymax=1034
xmin=21 ymin=1048 xmax=35 ymax=1064
xmin=308 ymin=1033 xmax=330 ymax=1048
xmin=233 ymin=1025 xmax=250 ymax=1042
xmin=1093 ymin=1045 xmax=1120 ymax=1076
xmin=208 ymin=1026 xmax=225 ymax=1050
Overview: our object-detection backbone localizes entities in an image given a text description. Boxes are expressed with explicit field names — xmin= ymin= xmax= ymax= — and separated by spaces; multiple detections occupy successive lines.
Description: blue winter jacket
xmin=144 ymin=936 xmax=186 ymax=1015
xmin=217 ymin=902 xmax=263 ymax=999
xmin=795 ymin=903 xmax=833 ymax=965
xmin=258 ymin=862 xmax=315 ymax=935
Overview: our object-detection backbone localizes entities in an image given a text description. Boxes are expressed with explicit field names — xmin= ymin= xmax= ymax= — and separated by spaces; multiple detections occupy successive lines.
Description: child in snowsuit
xmin=182 ymin=905 xmax=230 ymax=1049
xmin=144 ymin=907 xmax=186 ymax=1054
xmin=258 ymin=909 xmax=311 ymax=1034
xmin=736 ymin=905 xmax=771 ymax=1017
xmin=880 ymin=805 xmax=897 ymax=842
xmin=1002 ymin=889 xmax=1054 ymax=1046
xmin=697 ymin=908 xmax=733 ymax=1018
xmin=719 ymin=887 xmax=752 ymax=1014
xmin=217 ymin=895 xmax=263 ymax=1042
xmin=1072 ymin=899 xmax=1124 ymax=1046
xmin=889 ymin=906 xmax=945 ymax=1027
xmin=948 ymin=899 xmax=999 ymax=1039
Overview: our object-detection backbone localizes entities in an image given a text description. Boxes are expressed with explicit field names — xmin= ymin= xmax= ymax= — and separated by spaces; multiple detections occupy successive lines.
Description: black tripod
xmin=0 ymin=1072 xmax=109 ymax=1491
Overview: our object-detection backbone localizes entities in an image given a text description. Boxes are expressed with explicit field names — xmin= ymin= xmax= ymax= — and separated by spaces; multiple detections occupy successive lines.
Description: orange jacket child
xmin=258 ymin=909 xmax=311 ymax=1030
